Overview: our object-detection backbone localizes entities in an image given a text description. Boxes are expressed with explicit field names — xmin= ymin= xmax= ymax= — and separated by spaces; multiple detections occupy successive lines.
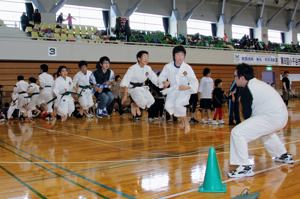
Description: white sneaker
xmin=218 ymin=119 xmax=225 ymax=124
xmin=228 ymin=165 xmax=254 ymax=178
xmin=274 ymin=153 xmax=294 ymax=164
xmin=211 ymin=120 xmax=219 ymax=125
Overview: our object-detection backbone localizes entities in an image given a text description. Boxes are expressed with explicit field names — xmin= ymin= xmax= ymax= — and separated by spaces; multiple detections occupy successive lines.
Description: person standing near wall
xmin=282 ymin=71 xmax=291 ymax=106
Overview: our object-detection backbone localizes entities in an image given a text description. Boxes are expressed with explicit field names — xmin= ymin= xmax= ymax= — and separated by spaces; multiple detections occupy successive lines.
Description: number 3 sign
xmin=48 ymin=47 xmax=57 ymax=56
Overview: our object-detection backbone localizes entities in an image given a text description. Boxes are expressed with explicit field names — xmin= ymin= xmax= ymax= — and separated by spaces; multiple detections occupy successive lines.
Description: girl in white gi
xmin=228 ymin=63 xmax=294 ymax=178
xmin=121 ymin=50 xmax=159 ymax=120
xmin=73 ymin=61 xmax=94 ymax=118
xmin=28 ymin=77 xmax=40 ymax=117
xmin=38 ymin=64 xmax=54 ymax=117
xmin=53 ymin=66 xmax=75 ymax=122
xmin=159 ymin=46 xmax=198 ymax=133
xmin=15 ymin=75 xmax=31 ymax=120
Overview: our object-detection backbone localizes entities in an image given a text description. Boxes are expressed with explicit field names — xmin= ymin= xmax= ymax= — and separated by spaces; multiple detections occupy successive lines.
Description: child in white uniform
xmin=38 ymin=64 xmax=54 ymax=117
xmin=159 ymin=46 xmax=198 ymax=133
xmin=121 ymin=51 xmax=159 ymax=120
xmin=73 ymin=61 xmax=94 ymax=118
xmin=53 ymin=66 xmax=75 ymax=122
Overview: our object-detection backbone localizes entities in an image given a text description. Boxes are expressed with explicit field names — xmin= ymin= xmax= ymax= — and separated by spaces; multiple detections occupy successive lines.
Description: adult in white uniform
xmin=73 ymin=61 xmax=94 ymax=117
xmin=121 ymin=50 xmax=158 ymax=119
xmin=53 ymin=66 xmax=75 ymax=121
xmin=38 ymin=64 xmax=54 ymax=114
xmin=15 ymin=75 xmax=30 ymax=119
xmin=228 ymin=63 xmax=294 ymax=178
xmin=159 ymin=46 xmax=198 ymax=133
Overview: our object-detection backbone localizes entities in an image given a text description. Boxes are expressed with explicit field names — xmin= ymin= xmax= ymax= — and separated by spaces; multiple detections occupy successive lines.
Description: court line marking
xmin=0 ymin=164 xmax=47 ymax=199
xmin=33 ymin=125 xmax=196 ymax=157
xmin=0 ymin=140 xmax=136 ymax=199
xmin=0 ymin=144 xmax=109 ymax=199
xmin=160 ymin=159 xmax=300 ymax=199
xmin=34 ymin=122 xmax=231 ymax=144
xmin=34 ymin=123 xmax=300 ymax=157
xmin=1 ymin=138 xmax=299 ymax=164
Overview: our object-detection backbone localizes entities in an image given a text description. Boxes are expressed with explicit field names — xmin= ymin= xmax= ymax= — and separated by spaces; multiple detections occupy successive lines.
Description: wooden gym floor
xmin=0 ymin=100 xmax=300 ymax=199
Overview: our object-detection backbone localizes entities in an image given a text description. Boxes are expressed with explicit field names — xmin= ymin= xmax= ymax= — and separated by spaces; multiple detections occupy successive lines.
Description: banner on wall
xmin=234 ymin=53 xmax=278 ymax=65
xmin=278 ymin=54 xmax=300 ymax=67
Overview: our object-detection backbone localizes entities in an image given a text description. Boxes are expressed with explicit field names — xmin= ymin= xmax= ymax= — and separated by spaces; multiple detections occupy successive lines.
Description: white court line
xmin=160 ymin=159 xmax=300 ymax=199
xmin=34 ymin=125 xmax=111 ymax=143
xmin=150 ymin=122 xmax=231 ymax=134
xmin=1 ymin=139 xmax=300 ymax=163
xmin=34 ymin=124 xmax=229 ymax=144
xmin=33 ymin=125 xmax=186 ymax=157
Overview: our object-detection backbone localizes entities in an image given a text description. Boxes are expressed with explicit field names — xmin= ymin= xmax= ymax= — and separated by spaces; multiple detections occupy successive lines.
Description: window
xmin=187 ymin=19 xmax=212 ymax=36
xmin=268 ymin=29 xmax=282 ymax=43
xmin=232 ymin=24 xmax=250 ymax=39
xmin=0 ymin=0 xmax=26 ymax=28
xmin=129 ymin=12 xmax=164 ymax=32
xmin=57 ymin=4 xmax=105 ymax=29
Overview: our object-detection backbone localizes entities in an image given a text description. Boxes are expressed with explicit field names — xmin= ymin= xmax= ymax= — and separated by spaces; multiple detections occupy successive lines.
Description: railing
xmin=0 ymin=25 xmax=300 ymax=55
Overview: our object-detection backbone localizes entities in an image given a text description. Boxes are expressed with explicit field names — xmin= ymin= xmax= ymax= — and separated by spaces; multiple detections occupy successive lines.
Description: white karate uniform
xmin=73 ymin=70 xmax=94 ymax=110
xmin=7 ymin=86 xmax=18 ymax=119
xmin=53 ymin=76 xmax=75 ymax=117
xmin=120 ymin=63 xmax=158 ymax=109
xmin=27 ymin=83 xmax=40 ymax=111
xmin=39 ymin=72 xmax=54 ymax=113
xmin=230 ymin=78 xmax=288 ymax=165
xmin=159 ymin=62 xmax=198 ymax=117
xmin=15 ymin=80 xmax=30 ymax=115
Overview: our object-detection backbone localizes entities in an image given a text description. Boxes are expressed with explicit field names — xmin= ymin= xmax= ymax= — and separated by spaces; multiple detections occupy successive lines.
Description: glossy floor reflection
xmin=0 ymin=100 xmax=299 ymax=199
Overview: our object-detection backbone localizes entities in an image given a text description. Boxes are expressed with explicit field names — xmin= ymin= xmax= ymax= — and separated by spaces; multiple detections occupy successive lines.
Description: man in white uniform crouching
xmin=228 ymin=63 xmax=294 ymax=178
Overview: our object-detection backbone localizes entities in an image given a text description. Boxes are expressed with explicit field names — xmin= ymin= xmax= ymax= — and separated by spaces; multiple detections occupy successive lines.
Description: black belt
xmin=18 ymin=91 xmax=27 ymax=94
xmin=41 ymin=85 xmax=52 ymax=89
xmin=130 ymin=82 xmax=144 ymax=88
xmin=79 ymin=85 xmax=91 ymax=96
xmin=79 ymin=85 xmax=91 ymax=89
xmin=47 ymin=91 xmax=81 ymax=104
xmin=25 ymin=92 xmax=39 ymax=98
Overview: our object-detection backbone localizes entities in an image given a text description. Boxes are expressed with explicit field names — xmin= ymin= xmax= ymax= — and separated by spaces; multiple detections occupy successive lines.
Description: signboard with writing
xmin=234 ymin=53 xmax=278 ymax=65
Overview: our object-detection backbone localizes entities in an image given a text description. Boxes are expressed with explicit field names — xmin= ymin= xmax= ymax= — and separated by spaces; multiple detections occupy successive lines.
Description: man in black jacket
xmin=90 ymin=56 xmax=115 ymax=118
xmin=20 ymin=12 xmax=29 ymax=31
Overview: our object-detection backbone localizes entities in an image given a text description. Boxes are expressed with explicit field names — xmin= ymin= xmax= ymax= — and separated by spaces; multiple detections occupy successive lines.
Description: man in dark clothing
xmin=228 ymin=80 xmax=241 ymax=125
xmin=146 ymin=77 xmax=165 ymax=121
xmin=32 ymin=9 xmax=41 ymax=24
xmin=282 ymin=71 xmax=291 ymax=106
xmin=56 ymin=13 xmax=64 ymax=24
xmin=20 ymin=12 xmax=29 ymax=31
xmin=89 ymin=56 xmax=115 ymax=118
